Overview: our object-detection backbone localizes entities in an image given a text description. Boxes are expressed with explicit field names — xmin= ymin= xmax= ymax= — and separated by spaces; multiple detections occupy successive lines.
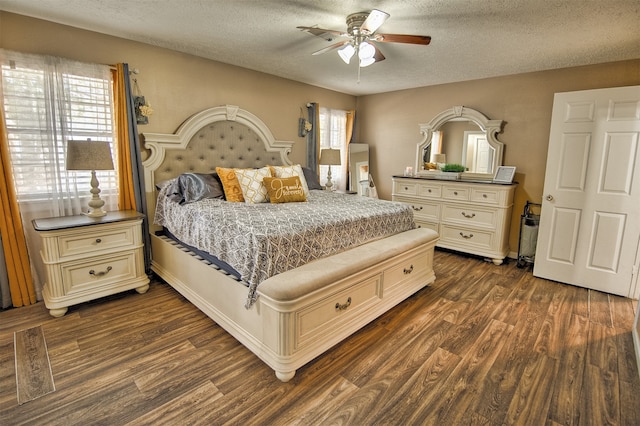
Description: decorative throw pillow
xmin=216 ymin=166 xmax=245 ymax=202
xmin=263 ymin=176 xmax=307 ymax=203
xmin=270 ymin=164 xmax=310 ymax=197
xmin=167 ymin=172 xmax=224 ymax=204
xmin=302 ymin=166 xmax=323 ymax=190
xmin=234 ymin=166 xmax=272 ymax=203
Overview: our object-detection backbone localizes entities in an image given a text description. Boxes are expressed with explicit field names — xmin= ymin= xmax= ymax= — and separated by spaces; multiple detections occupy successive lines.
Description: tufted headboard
xmin=141 ymin=105 xmax=294 ymax=224
xmin=142 ymin=104 xmax=293 ymax=190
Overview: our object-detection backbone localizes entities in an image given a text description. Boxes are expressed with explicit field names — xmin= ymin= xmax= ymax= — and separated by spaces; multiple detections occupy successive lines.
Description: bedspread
xmin=154 ymin=187 xmax=415 ymax=307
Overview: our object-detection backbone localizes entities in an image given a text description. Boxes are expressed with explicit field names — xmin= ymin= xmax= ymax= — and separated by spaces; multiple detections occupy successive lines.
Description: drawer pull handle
xmin=453 ymin=191 xmax=458 ymax=195
xmin=483 ymin=194 xmax=487 ymax=198
xmin=459 ymin=232 xmax=474 ymax=239
xmin=404 ymin=265 xmax=414 ymax=274
xmin=404 ymin=186 xmax=408 ymax=191
xmin=95 ymin=238 xmax=102 ymax=243
xmin=412 ymin=205 xmax=423 ymax=211
xmin=89 ymin=266 xmax=112 ymax=277
xmin=428 ymin=189 xmax=432 ymax=193
xmin=335 ymin=297 xmax=352 ymax=311
xmin=461 ymin=212 xmax=476 ymax=218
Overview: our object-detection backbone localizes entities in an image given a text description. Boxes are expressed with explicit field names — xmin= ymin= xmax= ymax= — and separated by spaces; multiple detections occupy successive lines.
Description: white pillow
xmin=234 ymin=167 xmax=272 ymax=203
xmin=271 ymin=164 xmax=310 ymax=197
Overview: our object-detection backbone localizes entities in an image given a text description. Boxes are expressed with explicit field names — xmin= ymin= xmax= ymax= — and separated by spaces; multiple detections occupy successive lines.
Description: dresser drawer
xmin=405 ymin=200 xmax=440 ymax=222
xmin=56 ymin=224 xmax=137 ymax=258
xmin=470 ymin=188 xmax=500 ymax=204
xmin=439 ymin=224 xmax=494 ymax=250
xmin=417 ymin=183 xmax=442 ymax=198
xmin=295 ymin=273 xmax=382 ymax=348
xmin=62 ymin=251 xmax=140 ymax=294
xmin=442 ymin=205 xmax=497 ymax=228
xmin=442 ymin=186 xmax=470 ymax=201
xmin=394 ymin=180 xmax=419 ymax=196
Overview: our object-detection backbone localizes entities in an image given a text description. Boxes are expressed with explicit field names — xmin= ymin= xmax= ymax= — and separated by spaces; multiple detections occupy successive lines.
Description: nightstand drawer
xmin=57 ymin=225 xmax=137 ymax=258
xmin=63 ymin=251 xmax=140 ymax=294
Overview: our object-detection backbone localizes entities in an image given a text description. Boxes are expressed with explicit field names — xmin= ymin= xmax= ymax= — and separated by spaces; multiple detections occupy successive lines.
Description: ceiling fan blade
xmin=297 ymin=26 xmax=347 ymax=41
xmin=361 ymin=9 xmax=389 ymax=34
xmin=312 ymin=40 xmax=350 ymax=55
xmin=373 ymin=33 xmax=431 ymax=45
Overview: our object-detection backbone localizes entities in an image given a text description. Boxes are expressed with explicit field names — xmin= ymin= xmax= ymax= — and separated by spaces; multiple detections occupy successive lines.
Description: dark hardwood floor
xmin=1 ymin=249 xmax=639 ymax=425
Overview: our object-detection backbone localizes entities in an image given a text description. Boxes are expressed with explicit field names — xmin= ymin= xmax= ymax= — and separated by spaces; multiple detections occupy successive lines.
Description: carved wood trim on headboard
xmin=141 ymin=105 xmax=294 ymax=193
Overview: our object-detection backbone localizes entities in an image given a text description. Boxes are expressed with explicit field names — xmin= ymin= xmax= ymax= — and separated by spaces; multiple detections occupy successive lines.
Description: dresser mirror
xmin=415 ymin=106 xmax=505 ymax=180
xmin=348 ymin=143 xmax=369 ymax=195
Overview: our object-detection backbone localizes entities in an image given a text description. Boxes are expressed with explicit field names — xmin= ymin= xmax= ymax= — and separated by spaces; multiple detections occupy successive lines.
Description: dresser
xmin=33 ymin=210 xmax=150 ymax=317
xmin=392 ymin=177 xmax=516 ymax=265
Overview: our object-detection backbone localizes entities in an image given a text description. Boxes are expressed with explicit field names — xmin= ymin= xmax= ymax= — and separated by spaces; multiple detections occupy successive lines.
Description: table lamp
xmin=319 ymin=148 xmax=341 ymax=190
xmin=66 ymin=139 xmax=114 ymax=218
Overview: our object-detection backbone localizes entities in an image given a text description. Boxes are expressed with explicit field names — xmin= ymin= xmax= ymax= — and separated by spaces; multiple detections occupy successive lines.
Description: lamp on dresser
xmin=66 ymin=139 xmax=114 ymax=218
xmin=319 ymin=148 xmax=341 ymax=191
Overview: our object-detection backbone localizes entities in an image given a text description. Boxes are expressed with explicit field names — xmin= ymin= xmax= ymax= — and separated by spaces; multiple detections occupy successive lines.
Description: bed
xmin=142 ymin=105 xmax=438 ymax=381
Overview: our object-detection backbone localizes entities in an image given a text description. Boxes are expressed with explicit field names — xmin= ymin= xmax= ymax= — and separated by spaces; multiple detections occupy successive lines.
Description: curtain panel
xmin=113 ymin=63 xmax=151 ymax=274
xmin=0 ymin=107 xmax=36 ymax=307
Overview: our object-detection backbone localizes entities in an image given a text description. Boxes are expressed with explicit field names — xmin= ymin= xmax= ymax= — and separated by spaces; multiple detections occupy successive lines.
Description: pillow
xmin=167 ymin=172 xmax=224 ymax=204
xmin=270 ymin=164 xmax=310 ymax=196
xmin=234 ymin=166 xmax=272 ymax=203
xmin=302 ymin=166 xmax=323 ymax=190
xmin=263 ymin=176 xmax=307 ymax=203
xmin=216 ymin=167 xmax=245 ymax=202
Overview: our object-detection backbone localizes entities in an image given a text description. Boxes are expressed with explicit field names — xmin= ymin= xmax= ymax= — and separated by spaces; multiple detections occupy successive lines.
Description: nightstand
xmin=33 ymin=210 xmax=150 ymax=317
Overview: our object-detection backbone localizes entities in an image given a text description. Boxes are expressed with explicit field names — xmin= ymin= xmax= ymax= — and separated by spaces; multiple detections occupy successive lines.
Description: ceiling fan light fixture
xmin=338 ymin=43 xmax=355 ymax=64
xmin=358 ymin=41 xmax=376 ymax=60
xmin=359 ymin=56 xmax=376 ymax=67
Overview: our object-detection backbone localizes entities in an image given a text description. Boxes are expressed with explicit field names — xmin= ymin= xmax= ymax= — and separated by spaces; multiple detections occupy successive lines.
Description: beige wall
xmin=2 ymin=12 xmax=639 ymax=256
xmin=0 ymin=12 xmax=356 ymax=166
xmin=356 ymin=60 xmax=640 ymax=253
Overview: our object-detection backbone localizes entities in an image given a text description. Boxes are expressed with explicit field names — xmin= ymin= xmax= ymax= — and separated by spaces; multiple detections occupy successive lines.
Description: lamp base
xmin=84 ymin=170 xmax=108 ymax=218
xmin=83 ymin=208 xmax=107 ymax=218
xmin=325 ymin=166 xmax=335 ymax=191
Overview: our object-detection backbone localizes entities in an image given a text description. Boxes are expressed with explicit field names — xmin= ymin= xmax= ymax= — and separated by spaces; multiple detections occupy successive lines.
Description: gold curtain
xmin=112 ymin=64 xmax=137 ymax=211
xmin=346 ymin=110 xmax=355 ymax=147
xmin=0 ymin=106 xmax=36 ymax=307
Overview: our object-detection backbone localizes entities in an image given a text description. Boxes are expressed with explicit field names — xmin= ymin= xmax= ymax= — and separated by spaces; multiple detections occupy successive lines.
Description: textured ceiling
xmin=1 ymin=0 xmax=639 ymax=96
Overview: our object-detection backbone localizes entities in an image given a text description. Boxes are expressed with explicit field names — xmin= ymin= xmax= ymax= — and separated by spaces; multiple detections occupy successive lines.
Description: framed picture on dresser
xmin=493 ymin=166 xmax=516 ymax=183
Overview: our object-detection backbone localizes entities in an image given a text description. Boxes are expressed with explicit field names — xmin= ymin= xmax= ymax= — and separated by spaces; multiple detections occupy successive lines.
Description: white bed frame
xmin=142 ymin=105 xmax=438 ymax=381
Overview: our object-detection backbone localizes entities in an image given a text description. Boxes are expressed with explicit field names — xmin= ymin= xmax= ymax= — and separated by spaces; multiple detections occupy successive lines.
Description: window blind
xmin=1 ymin=59 xmax=117 ymax=201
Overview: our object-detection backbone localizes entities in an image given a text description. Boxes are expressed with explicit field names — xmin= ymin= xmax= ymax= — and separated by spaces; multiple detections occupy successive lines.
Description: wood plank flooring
xmin=1 ymin=249 xmax=639 ymax=425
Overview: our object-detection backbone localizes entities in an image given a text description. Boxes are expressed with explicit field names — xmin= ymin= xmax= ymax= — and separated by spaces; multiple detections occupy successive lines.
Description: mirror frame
xmin=416 ymin=106 xmax=505 ymax=180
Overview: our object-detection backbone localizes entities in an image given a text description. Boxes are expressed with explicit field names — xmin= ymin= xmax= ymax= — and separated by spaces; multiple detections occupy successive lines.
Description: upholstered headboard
xmin=142 ymin=105 xmax=294 ymax=193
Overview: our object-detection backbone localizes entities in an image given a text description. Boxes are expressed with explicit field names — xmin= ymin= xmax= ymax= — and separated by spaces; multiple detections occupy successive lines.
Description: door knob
xmin=546 ymin=194 xmax=554 ymax=201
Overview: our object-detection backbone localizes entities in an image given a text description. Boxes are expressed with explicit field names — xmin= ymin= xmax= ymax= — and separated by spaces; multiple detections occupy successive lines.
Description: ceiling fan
xmin=297 ymin=9 xmax=431 ymax=68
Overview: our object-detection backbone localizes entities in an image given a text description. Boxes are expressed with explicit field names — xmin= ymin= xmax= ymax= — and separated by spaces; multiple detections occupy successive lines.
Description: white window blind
xmin=1 ymin=54 xmax=117 ymax=202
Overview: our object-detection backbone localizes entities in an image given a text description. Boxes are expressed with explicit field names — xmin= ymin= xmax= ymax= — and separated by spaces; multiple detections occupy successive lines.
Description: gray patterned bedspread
xmin=154 ymin=186 xmax=415 ymax=307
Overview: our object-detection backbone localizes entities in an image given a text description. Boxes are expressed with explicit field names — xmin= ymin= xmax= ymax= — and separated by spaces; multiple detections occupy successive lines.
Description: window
xmin=1 ymin=52 xmax=118 ymax=207
xmin=318 ymin=107 xmax=347 ymax=190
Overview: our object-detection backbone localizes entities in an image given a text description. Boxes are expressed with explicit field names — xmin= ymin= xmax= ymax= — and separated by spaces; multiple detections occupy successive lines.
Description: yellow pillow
xmin=269 ymin=164 xmax=310 ymax=197
xmin=216 ymin=167 xmax=244 ymax=202
xmin=263 ymin=176 xmax=307 ymax=203
xmin=234 ymin=167 xmax=272 ymax=204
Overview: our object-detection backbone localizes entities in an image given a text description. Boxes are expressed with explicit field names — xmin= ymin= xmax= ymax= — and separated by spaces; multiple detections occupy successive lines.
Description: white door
xmin=534 ymin=86 xmax=640 ymax=298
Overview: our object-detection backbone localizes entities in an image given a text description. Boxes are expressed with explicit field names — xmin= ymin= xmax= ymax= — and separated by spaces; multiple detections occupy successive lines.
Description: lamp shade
xmin=433 ymin=153 xmax=446 ymax=164
xmin=319 ymin=148 xmax=341 ymax=166
xmin=66 ymin=140 xmax=114 ymax=171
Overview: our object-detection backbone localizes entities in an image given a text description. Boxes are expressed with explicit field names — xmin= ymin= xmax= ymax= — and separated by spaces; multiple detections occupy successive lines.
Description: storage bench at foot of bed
xmin=150 ymin=227 xmax=438 ymax=382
